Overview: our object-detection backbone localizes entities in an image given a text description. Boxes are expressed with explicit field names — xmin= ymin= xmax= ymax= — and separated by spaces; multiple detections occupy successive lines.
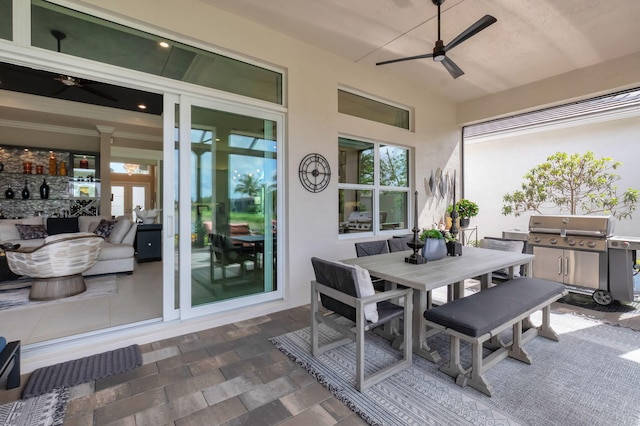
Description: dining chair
xmin=387 ymin=236 xmax=413 ymax=253
xmin=310 ymin=257 xmax=412 ymax=391
xmin=209 ymin=233 xmax=255 ymax=281
xmin=354 ymin=240 xmax=390 ymax=291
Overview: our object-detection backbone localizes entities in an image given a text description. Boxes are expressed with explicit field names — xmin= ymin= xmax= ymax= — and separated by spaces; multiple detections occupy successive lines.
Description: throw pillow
xmin=352 ymin=264 xmax=379 ymax=323
xmin=0 ymin=223 xmax=20 ymax=241
xmin=93 ymin=219 xmax=116 ymax=238
xmin=109 ymin=217 xmax=132 ymax=243
xmin=46 ymin=217 xmax=80 ymax=235
xmin=480 ymin=238 xmax=525 ymax=277
xmin=15 ymin=224 xmax=49 ymax=240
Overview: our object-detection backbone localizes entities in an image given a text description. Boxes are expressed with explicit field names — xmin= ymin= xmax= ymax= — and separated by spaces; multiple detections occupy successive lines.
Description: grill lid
xmin=528 ymin=215 xmax=615 ymax=237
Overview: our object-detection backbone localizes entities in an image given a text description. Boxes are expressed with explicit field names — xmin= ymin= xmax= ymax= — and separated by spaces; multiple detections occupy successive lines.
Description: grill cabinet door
xmin=565 ymin=249 xmax=600 ymax=289
xmin=532 ymin=246 xmax=563 ymax=283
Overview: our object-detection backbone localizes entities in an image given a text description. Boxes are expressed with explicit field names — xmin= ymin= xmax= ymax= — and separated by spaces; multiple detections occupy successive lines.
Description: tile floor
xmin=1 ymin=272 xmax=639 ymax=424
xmin=1 ymin=305 xmax=367 ymax=425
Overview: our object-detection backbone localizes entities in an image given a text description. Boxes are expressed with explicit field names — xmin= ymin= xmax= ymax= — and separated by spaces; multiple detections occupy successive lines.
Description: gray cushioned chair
xmin=310 ymin=257 xmax=412 ymax=391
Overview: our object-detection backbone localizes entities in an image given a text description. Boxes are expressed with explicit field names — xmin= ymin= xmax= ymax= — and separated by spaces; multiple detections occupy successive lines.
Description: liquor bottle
xmin=49 ymin=151 xmax=57 ymax=175
xmin=39 ymin=179 xmax=50 ymax=199
xmin=21 ymin=180 xmax=29 ymax=200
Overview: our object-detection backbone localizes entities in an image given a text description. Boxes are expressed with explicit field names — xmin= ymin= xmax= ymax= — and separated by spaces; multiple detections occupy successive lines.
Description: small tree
xmin=502 ymin=151 xmax=639 ymax=220
xmin=235 ymin=173 xmax=263 ymax=198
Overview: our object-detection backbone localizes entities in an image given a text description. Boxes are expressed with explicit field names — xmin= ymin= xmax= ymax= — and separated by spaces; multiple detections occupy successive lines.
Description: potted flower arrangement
xmin=450 ymin=199 xmax=479 ymax=228
xmin=419 ymin=228 xmax=447 ymax=260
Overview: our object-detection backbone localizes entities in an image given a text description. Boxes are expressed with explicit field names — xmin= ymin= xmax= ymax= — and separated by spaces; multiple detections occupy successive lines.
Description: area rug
xmin=0 ymin=388 xmax=68 ymax=426
xmin=271 ymin=312 xmax=640 ymax=426
xmin=22 ymin=344 xmax=142 ymax=399
xmin=0 ymin=275 xmax=117 ymax=312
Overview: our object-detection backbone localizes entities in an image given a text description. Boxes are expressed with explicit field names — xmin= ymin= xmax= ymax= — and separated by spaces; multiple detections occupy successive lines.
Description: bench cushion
xmin=423 ymin=278 xmax=566 ymax=337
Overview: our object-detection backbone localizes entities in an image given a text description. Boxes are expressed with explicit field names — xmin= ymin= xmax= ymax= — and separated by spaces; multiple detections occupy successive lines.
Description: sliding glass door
xmin=172 ymin=97 xmax=281 ymax=318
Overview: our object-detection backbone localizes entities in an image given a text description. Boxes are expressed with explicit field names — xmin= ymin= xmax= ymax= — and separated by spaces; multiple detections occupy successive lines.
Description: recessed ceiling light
xmin=159 ymin=41 xmax=170 ymax=48
xmin=137 ymin=104 xmax=147 ymax=110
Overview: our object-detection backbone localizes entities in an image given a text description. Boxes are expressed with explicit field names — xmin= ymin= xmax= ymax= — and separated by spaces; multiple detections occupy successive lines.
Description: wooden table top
xmin=342 ymin=246 xmax=534 ymax=292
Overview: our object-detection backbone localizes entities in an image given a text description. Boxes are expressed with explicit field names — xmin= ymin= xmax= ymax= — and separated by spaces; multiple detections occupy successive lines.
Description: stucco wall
xmin=72 ymin=0 xmax=459 ymax=307
xmin=465 ymin=113 xmax=640 ymax=239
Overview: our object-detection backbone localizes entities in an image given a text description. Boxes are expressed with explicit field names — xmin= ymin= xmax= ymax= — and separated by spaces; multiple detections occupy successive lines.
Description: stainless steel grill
xmin=528 ymin=215 xmax=614 ymax=305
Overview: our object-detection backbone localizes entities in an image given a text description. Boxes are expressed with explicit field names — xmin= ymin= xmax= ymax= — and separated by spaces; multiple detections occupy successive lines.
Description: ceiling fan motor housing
xmin=433 ymin=40 xmax=446 ymax=62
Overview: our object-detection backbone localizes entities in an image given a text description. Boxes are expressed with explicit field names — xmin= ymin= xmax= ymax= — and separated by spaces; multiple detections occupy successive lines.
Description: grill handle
xmin=558 ymin=257 xmax=562 ymax=275
xmin=564 ymin=257 xmax=569 ymax=276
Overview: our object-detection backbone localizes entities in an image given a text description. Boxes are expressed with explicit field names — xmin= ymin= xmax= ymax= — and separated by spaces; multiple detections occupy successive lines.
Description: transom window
xmin=338 ymin=89 xmax=411 ymax=130
xmin=338 ymin=137 xmax=410 ymax=235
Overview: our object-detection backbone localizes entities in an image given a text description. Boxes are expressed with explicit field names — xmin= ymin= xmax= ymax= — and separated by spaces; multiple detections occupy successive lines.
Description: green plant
xmin=419 ymin=228 xmax=444 ymax=240
xmin=448 ymin=199 xmax=479 ymax=219
xmin=502 ymin=151 xmax=639 ymax=220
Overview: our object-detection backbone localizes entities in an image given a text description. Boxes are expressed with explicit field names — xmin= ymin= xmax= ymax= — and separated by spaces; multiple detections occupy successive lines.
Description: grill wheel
xmin=592 ymin=290 xmax=614 ymax=306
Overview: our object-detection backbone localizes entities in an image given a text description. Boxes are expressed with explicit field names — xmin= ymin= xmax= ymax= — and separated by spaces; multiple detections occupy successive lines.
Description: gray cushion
xmin=423 ymin=278 xmax=565 ymax=337
xmin=15 ymin=224 xmax=48 ymax=240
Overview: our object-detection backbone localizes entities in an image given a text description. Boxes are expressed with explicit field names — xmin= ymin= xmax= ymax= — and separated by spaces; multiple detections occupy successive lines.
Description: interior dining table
xmin=341 ymin=246 xmax=535 ymax=362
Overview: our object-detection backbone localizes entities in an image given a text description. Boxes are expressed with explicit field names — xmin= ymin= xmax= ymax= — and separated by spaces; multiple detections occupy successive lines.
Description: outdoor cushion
xmin=352 ymin=264 xmax=379 ymax=323
xmin=423 ymin=278 xmax=566 ymax=337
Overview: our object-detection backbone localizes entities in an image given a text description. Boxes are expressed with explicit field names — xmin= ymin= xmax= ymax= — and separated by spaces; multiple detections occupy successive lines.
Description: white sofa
xmin=0 ymin=215 xmax=137 ymax=276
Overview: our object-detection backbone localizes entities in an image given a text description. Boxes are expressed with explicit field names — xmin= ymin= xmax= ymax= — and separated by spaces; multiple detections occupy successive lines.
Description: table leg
xmin=412 ymin=289 xmax=442 ymax=363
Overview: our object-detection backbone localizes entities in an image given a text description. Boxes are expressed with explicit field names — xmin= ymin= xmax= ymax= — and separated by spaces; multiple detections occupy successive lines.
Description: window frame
xmin=338 ymin=135 xmax=411 ymax=238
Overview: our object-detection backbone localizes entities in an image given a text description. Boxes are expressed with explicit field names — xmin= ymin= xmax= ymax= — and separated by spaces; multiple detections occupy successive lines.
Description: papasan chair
xmin=5 ymin=232 xmax=104 ymax=300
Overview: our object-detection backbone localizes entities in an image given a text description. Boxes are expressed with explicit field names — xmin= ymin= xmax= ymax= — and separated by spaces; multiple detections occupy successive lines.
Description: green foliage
xmin=448 ymin=199 xmax=479 ymax=218
xmin=235 ymin=173 xmax=264 ymax=198
xmin=420 ymin=228 xmax=444 ymax=240
xmin=502 ymin=151 xmax=639 ymax=220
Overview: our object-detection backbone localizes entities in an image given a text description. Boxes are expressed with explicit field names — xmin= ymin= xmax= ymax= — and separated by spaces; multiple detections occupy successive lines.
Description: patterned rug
xmin=0 ymin=275 xmax=117 ymax=312
xmin=0 ymin=388 xmax=68 ymax=426
xmin=272 ymin=312 xmax=640 ymax=426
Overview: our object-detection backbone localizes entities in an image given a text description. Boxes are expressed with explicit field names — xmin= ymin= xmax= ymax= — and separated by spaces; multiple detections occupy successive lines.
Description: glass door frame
xmin=164 ymin=94 xmax=285 ymax=320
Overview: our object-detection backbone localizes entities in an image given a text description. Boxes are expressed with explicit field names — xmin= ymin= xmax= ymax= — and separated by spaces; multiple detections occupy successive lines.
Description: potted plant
xmin=419 ymin=228 xmax=447 ymax=260
xmin=451 ymin=199 xmax=479 ymax=228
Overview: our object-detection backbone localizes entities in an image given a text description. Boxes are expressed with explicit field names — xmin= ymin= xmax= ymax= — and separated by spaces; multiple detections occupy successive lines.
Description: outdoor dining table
xmin=341 ymin=246 xmax=535 ymax=362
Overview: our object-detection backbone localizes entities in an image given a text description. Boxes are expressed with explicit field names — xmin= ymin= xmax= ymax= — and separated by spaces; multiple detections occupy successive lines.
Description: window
xmin=30 ymin=0 xmax=283 ymax=104
xmin=338 ymin=89 xmax=411 ymax=130
xmin=0 ymin=0 xmax=11 ymax=40
xmin=338 ymin=137 xmax=410 ymax=235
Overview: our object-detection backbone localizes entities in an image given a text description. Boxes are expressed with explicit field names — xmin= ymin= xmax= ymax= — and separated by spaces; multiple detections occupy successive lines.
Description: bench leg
xmin=467 ymin=341 xmax=494 ymax=397
xmin=508 ymin=321 xmax=532 ymax=364
xmin=439 ymin=335 xmax=466 ymax=379
xmin=537 ymin=305 xmax=560 ymax=341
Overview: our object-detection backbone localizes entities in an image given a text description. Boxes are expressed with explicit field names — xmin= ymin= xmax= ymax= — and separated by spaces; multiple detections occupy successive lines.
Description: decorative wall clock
xmin=298 ymin=153 xmax=331 ymax=193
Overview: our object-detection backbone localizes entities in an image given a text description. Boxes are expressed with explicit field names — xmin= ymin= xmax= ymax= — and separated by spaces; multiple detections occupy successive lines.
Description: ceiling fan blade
xmin=79 ymin=84 xmax=119 ymax=102
xmin=441 ymin=57 xmax=464 ymax=79
xmin=445 ymin=15 xmax=497 ymax=52
xmin=376 ymin=52 xmax=433 ymax=66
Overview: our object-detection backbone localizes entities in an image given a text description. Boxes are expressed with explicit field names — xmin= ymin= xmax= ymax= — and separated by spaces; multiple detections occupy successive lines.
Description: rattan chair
xmin=5 ymin=232 xmax=103 ymax=300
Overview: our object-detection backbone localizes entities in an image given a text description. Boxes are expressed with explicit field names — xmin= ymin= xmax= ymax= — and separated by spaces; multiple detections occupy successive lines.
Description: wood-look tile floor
xmin=1 ymin=299 xmax=638 ymax=425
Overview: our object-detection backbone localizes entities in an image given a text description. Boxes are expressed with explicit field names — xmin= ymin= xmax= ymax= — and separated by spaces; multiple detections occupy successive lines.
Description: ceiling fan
xmin=376 ymin=0 xmax=497 ymax=79
xmin=50 ymin=30 xmax=118 ymax=102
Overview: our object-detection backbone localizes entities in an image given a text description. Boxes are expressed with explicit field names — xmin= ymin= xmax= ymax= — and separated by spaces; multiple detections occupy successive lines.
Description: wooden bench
xmin=423 ymin=277 xmax=567 ymax=396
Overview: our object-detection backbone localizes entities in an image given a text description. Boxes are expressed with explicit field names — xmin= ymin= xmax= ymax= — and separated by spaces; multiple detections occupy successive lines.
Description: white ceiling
xmin=203 ymin=0 xmax=640 ymax=103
